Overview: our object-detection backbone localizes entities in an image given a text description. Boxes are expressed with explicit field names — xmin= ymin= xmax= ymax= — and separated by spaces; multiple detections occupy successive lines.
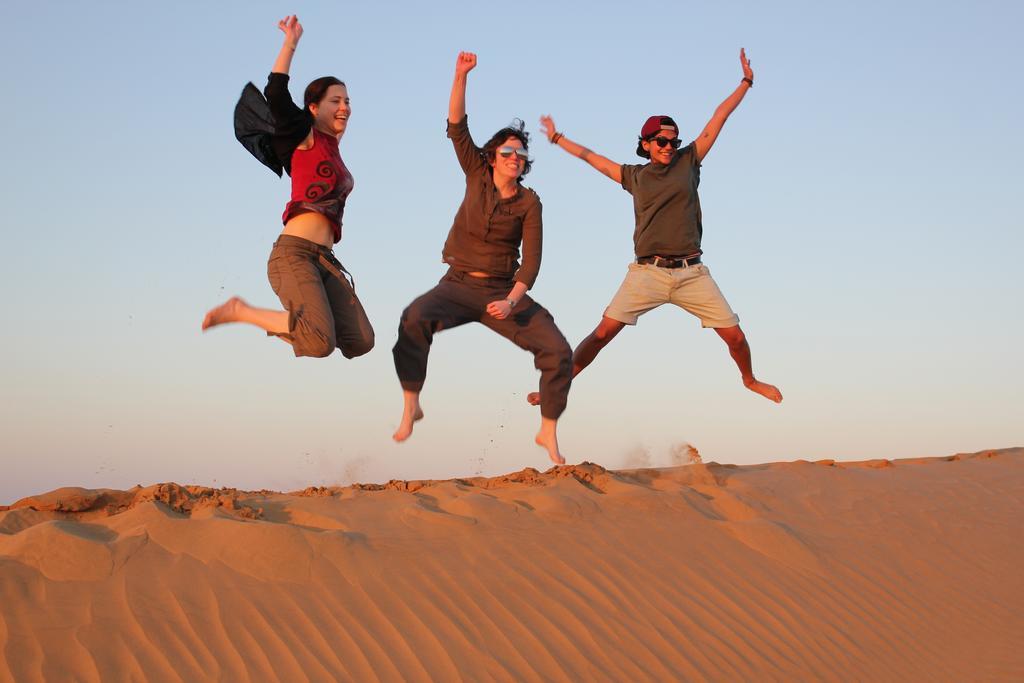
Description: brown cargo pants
xmin=266 ymin=235 xmax=374 ymax=358
xmin=393 ymin=269 xmax=572 ymax=419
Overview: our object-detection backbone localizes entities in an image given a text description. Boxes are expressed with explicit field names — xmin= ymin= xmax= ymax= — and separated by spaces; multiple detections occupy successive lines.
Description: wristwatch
xmin=506 ymin=298 xmax=517 ymax=308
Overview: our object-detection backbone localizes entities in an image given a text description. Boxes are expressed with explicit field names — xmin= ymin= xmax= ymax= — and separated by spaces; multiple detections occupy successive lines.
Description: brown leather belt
xmin=636 ymin=255 xmax=702 ymax=268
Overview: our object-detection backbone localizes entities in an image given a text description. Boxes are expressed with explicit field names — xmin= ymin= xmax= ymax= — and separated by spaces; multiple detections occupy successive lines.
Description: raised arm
xmin=448 ymin=51 xmax=476 ymax=124
xmin=446 ymin=52 xmax=486 ymax=174
xmin=264 ymin=15 xmax=313 ymax=158
xmin=693 ymin=48 xmax=754 ymax=162
xmin=540 ymin=116 xmax=622 ymax=184
xmin=271 ymin=15 xmax=303 ymax=74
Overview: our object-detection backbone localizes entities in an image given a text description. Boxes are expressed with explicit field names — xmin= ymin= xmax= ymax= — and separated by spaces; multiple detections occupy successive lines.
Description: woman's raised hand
xmin=455 ymin=51 xmax=478 ymax=76
xmin=449 ymin=52 xmax=475 ymax=121
xmin=278 ymin=15 xmax=303 ymax=47
xmin=539 ymin=116 xmax=557 ymax=142
xmin=740 ymin=48 xmax=753 ymax=81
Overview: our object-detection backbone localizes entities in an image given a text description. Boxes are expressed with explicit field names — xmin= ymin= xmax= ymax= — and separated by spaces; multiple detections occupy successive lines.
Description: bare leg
xmin=714 ymin=325 xmax=783 ymax=403
xmin=535 ymin=416 xmax=565 ymax=464
xmin=202 ymin=296 xmax=289 ymax=334
xmin=393 ymin=390 xmax=425 ymax=442
xmin=528 ymin=316 xmax=625 ymax=405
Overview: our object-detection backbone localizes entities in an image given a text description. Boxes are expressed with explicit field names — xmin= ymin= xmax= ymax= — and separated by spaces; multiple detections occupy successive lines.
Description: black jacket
xmin=233 ymin=73 xmax=312 ymax=177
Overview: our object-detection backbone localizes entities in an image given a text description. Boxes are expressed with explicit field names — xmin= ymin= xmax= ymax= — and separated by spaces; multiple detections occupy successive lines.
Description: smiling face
xmin=309 ymin=84 xmax=351 ymax=138
xmin=489 ymin=135 xmax=527 ymax=183
xmin=641 ymin=131 xmax=679 ymax=165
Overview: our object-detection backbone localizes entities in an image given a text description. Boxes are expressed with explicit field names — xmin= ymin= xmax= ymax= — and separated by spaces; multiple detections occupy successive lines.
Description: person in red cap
xmin=530 ymin=48 xmax=782 ymax=404
xmin=392 ymin=51 xmax=573 ymax=464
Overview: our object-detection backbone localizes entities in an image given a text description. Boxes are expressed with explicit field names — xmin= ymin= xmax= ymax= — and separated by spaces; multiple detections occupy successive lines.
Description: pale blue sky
xmin=2 ymin=0 xmax=1021 ymax=503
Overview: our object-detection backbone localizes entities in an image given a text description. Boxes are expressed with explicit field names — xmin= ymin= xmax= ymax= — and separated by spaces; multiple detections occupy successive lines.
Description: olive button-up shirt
xmin=441 ymin=116 xmax=543 ymax=289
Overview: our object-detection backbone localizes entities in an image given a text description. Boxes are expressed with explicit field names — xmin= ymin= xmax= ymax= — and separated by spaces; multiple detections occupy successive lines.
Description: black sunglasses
xmin=650 ymin=136 xmax=682 ymax=149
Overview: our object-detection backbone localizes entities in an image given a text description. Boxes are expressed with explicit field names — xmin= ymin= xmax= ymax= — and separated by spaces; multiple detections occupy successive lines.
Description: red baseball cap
xmin=640 ymin=115 xmax=679 ymax=139
xmin=637 ymin=115 xmax=679 ymax=157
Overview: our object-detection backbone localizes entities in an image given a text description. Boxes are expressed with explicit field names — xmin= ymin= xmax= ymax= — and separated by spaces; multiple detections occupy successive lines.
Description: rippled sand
xmin=1 ymin=448 xmax=1022 ymax=682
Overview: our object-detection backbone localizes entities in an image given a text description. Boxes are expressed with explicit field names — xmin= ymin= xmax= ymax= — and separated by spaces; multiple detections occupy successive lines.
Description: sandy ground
xmin=1 ymin=448 xmax=1022 ymax=682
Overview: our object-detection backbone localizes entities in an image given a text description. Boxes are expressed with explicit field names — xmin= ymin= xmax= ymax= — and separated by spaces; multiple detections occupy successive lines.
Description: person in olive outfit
xmin=392 ymin=52 xmax=572 ymax=464
xmin=529 ymin=49 xmax=781 ymax=405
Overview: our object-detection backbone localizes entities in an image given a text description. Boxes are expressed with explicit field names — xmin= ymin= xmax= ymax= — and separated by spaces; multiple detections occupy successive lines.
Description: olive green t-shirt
xmin=620 ymin=142 xmax=702 ymax=258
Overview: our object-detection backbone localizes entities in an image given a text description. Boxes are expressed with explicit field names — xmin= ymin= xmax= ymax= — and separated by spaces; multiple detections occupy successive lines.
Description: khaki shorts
xmin=604 ymin=261 xmax=740 ymax=328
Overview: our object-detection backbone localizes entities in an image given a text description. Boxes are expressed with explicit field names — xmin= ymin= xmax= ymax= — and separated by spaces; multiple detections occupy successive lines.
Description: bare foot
xmin=744 ymin=378 xmax=783 ymax=403
xmin=202 ymin=296 xmax=245 ymax=331
xmin=536 ymin=428 xmax=569 ymax=464
xmin=393 ymin=392 xmax=425 ymax=442
xmin=526 ymin=391 xmax=541 ymax=406
xmin=392 ymin=408 xmax=424 ymax=442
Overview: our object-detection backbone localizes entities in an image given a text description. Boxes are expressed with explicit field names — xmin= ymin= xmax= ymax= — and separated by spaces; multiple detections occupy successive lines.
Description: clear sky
xmin=2 ymin=0 xmax=1022 ymax=503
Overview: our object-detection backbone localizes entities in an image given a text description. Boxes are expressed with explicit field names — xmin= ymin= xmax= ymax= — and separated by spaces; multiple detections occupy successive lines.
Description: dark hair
xmin=636 ymin=137 xmax=651 ymax=159
xmin=303 ymin=76 xmax=346 ymax=110
xmin=481 ymin=119 xmax=532 ymax=180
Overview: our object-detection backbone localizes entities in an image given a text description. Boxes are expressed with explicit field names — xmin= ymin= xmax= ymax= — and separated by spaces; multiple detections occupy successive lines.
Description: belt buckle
xmin=658 ymin=256 xmax=681 ymax=269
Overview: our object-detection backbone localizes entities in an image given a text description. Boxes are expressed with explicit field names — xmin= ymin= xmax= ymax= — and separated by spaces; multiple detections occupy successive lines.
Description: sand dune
xmin=1 ymin=448 xmax=1022 ymax=682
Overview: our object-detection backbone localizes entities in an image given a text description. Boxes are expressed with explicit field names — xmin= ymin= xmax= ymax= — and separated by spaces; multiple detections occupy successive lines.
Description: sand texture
xmin=1 ymin=448 xmax=1022 ymax=682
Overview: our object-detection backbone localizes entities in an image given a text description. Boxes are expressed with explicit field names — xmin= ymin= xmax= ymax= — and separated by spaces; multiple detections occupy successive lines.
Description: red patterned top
xmin=282 ymin=129 xmax=354 ymax=243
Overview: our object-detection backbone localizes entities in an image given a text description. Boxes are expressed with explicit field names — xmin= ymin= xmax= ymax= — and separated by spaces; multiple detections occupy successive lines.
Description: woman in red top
xmin=202 ymin=15 xmax=373 ymax=360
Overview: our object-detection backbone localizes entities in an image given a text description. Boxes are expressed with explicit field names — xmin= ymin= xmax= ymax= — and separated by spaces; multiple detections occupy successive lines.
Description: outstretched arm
xmin=540 ymin=116 xmax=622 ymax=184
xmin=448 ymin=51 xmax=476 ymax=124
xmin=693 ymin=48 xmax=754 ymax=162
xmin=271 ymin=15 xmax=303 ymax=74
